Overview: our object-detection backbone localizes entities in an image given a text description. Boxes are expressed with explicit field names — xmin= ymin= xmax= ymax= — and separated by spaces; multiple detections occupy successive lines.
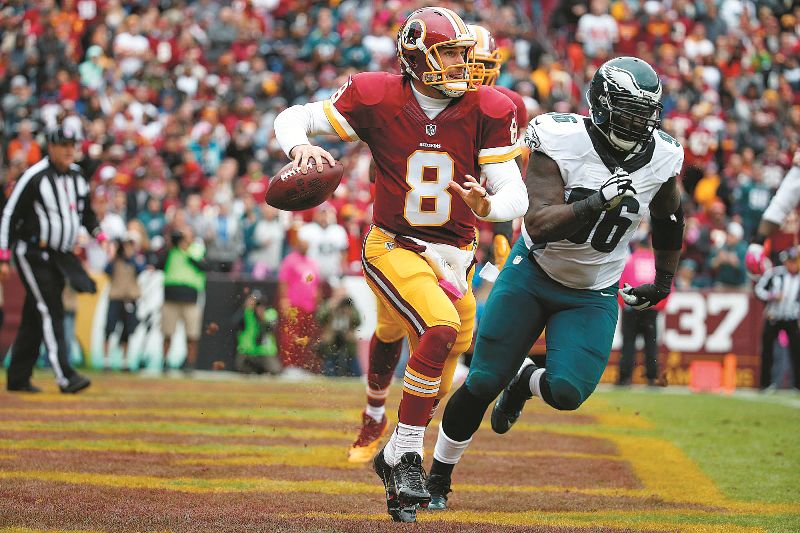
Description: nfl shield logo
xmin=425 ymin=124 xmax=437 ymax=136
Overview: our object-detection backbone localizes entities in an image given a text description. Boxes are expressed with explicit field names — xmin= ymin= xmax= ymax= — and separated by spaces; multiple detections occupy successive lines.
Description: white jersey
xmin=522 ymin=113 xmax=684 ymax=290
xmin=762 ymin=165 xmax=800 ymax=226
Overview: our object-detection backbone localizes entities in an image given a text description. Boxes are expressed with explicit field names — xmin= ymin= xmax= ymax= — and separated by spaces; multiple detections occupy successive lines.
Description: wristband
xmin=654 ymin=269 xmax=674 ymax=293
xmin=0 ymin=249 xmax=10 ymax=262
xmin=572 ymin=193 xmax=604 ymax=221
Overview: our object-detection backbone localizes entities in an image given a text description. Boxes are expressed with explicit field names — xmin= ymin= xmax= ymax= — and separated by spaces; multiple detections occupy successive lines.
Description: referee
xmin=0 ymin=127 xmax=104 ymax=393
xmin=754 ymin=246 xmax=800 ymax=391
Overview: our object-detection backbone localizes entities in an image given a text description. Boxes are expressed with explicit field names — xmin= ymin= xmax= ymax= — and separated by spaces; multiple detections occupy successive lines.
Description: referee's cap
xmin=779 ymin=247 xmax=798 ymax=263
xmin=46 ymin=127 xmax=79 ymax=145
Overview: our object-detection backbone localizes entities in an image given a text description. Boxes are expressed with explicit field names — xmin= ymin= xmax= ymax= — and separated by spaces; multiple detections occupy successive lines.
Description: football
xmin=266 ymin=159 xmax=344 ymax=211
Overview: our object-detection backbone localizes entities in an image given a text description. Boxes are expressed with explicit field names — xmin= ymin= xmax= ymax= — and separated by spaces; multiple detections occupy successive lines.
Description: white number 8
xmin=404 ymin=151 xmax=453 ymax=226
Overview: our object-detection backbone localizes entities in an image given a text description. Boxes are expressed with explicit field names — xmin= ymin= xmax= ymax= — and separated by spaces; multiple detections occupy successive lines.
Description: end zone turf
xmin=0 ymin=373 xmax=797 ymax=532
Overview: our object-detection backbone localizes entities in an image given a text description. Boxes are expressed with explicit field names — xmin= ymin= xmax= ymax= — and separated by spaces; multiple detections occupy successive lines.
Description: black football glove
xmin=620 ymin=269 xmax=674 ymax=311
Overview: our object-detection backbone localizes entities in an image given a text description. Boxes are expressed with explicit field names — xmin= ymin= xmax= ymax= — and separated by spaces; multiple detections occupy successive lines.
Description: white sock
xmin=365 ymin=384 xmax=389 ymax=422
xmin=385 ymin=422 xmax=425 ymax=466
xmin=365 ymin=404 xmax=385 ymax=423
xmin=433 ymin=424 xmax=472 ymax=465
xmin=529 ymin=368 xmax=546 ymax=400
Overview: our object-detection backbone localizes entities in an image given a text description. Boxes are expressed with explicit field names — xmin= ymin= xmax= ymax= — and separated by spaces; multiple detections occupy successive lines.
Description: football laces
xmin=280 ymin=162 xmax=315 ymax=181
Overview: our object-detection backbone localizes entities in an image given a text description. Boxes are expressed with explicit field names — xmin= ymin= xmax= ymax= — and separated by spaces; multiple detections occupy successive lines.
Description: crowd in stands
xmin=1 ymin=0 xmax=799 ymax=299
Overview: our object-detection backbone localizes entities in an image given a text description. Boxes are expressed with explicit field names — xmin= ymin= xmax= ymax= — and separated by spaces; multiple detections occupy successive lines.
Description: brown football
xmin=266 ymin=160 xmax=344 ymax=211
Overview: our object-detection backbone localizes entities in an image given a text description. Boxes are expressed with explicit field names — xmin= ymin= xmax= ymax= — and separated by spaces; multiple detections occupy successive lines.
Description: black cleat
xmin=392 ymin=452 xmax=431 ymax=508
xmin=7 ymin=382 xmax=42 ymax=393
xmin=59 ymin=374 xmax=91 ymax=394
xmin=373 ymin=448 xmax=416 ymax=522
xmin=491 ymin=361 xmax=537 ymax=434
xmin=425 ymin=473 xmax=452 ymax=510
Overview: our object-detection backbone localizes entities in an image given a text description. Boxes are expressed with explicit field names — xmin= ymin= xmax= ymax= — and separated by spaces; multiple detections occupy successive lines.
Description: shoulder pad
xmin=532 ymin=112 xmax=587 ymax=133
xmin=493 ymin=86 xmax=525 ymax=110
xmin=653 ymin=129 xmax=685 ymax=177
xmin=350 ymin=72 xmax=398 ymax=107
xmin=477 ymin=85 xmax=516 ymax=119
xmin=524 ymin=113 xmax=588 ymax=153
xmin=654 ymin=129 xmax=684 ymax=156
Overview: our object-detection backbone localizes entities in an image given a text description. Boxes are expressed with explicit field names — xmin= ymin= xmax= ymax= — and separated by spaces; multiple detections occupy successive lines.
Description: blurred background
xmin=0 ymin=0 xmax=798 ymax=390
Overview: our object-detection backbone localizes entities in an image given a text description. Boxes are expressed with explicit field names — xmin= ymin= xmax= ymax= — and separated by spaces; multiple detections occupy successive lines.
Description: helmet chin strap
xmin=609 ymin=131 xmax=638 ymax=152
xmin=436 ymin=82 xmax=466 ymax=98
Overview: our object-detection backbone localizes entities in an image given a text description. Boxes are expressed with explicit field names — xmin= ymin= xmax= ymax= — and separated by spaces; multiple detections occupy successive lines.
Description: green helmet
xmin=587 ymin=56 xmax=663 ymax=154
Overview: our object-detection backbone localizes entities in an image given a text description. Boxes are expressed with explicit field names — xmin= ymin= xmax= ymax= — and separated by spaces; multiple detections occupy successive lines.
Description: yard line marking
xmin=471 ymin=449 xmax=623 ymax=461
xmin=1 ymin=468 xmax=793 ymax=524
xmin=0 ymin=420 xmax=350 ymax=441
xmin=277 ymin=511 xmax=765 ymax=532
xmin=0 ymin=439 xmax=361 ymax=468
xmin=0 ymin=469 xmax=668 ymax=500
xmin=0 ymin=406 xmax=363 ymax=423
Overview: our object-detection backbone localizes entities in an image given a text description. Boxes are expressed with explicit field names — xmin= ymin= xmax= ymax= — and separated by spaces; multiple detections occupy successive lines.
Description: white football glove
xmin=599 ymin=168 xmax=636 ymax=210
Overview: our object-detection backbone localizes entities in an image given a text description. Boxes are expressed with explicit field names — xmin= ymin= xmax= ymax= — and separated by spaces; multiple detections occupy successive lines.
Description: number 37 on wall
xmin=663 ymin=292 xmax=750 ymax=353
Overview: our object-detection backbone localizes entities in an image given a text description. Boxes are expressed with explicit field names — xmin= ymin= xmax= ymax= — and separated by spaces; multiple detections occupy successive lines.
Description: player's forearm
xmin=478 ymin=179 xmax=528 ymax=222
xmin=525 ymin=186 xmax=609 ymax=243
xmin=650 ymin=197 xmax=684 ymax=277
xmin=273 ymin=101 xmax=337 ymax=158
xmin=654 ymin=249 xmax=681 ymax=277
xmin=477 ymin=159 xmax=528 ymax=222
xmin=524 ymin=203 xmax=593 ymax=243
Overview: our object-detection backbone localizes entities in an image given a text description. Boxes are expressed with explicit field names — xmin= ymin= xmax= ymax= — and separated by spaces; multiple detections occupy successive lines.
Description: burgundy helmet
xmin=397 ymin=7 xmax=481 ymax=97
xmin=468 ymin=24 xmax=503 ymax=86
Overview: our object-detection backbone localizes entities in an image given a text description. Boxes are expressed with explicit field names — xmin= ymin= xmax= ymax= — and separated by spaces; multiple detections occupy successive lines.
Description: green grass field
xmin=0 ymin=373 xmax=798 ymax=532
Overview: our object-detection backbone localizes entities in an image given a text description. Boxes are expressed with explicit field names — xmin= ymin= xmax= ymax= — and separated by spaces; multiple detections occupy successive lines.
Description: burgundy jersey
xmin=325 ymin=72 xmax=519 ymax=247
xmin=494 ymin=85 xmax=529 ymax=174
xmin=494 ymin=86 xmax=528 ymax=140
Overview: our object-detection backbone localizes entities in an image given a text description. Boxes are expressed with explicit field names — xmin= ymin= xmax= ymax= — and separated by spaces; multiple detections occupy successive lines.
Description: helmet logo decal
xmin=402 ymin=19 xmax=426 ymax=51
xmin=523 ymin=123 xmax=540 ymax=150
xmin=603 ymin=65 xmax=662 ymax=101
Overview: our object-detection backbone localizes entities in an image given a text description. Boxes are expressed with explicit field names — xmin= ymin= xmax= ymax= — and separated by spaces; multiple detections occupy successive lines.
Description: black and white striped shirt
xmin=755 ymin=265 xmax=800 ymax=321
xmin=0 ymin=157 xmax=99 ymax=256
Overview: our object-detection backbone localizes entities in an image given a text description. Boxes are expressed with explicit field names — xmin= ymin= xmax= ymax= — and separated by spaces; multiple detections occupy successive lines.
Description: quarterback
xmin=273 ymin=6 xmax=527 ymax=522
xmin=346 ymin=22 xmax=529 ymax=467
xmin=425 ymin=56 xmax=685 ymax=509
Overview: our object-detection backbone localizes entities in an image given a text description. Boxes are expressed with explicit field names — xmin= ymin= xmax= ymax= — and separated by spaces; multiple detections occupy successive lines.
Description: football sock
xmin=441 ymin=384 xmax=493 ymax=442
xmin=385 ymin=423 xmax=426 ymax=466
xmin=365 ymin=404 xmax=385 ymax=423
xmin=398 ymin=325 xmax=456 ymax=427
xmin=432 ymin=424 xmax=472 ymax=466
xmin=366 ymin=335 xmax=402 ymax=410
xmin=426 ymin=398 xmax=441 ymax=426
xmin=529 ymin=367 xmax=546 ymax=400
xmin=430 ymin=458 xmax=455 ymax=478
